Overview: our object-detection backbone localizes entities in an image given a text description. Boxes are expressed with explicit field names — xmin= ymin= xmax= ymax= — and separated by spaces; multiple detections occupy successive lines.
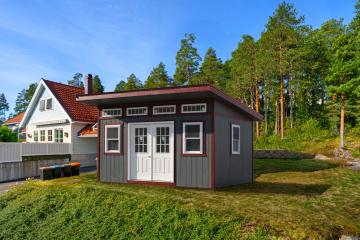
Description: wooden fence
xmin=0 ymin=143 xmax=71 ymax=163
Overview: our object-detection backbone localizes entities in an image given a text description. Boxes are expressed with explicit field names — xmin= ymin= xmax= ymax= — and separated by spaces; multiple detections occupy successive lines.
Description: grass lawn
xmin=0 ymin=159 xmax=359 ymax=239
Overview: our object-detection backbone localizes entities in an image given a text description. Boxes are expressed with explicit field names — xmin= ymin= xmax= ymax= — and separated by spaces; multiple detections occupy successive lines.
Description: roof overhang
xmin=77 ymin=85 xmax=263 ymax=121
xmin=34 ymin=119 xmax=69 ymax=126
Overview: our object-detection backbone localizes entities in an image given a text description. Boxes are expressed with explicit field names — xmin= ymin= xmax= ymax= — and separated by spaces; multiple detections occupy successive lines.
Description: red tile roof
xmin=44 ymin=80 xmax=99 ymax=123
xmin=78 ymin=124 xmax=98 ymax=137
xmin=4 ymin=112 xmax=25 ymax=125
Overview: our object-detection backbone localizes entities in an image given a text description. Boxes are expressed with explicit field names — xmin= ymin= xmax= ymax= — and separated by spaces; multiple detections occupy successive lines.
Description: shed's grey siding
xmin=214 ymin=100 xmax=253 ymax=188
xmin=99 ymin=111 xmax=212 ymax=188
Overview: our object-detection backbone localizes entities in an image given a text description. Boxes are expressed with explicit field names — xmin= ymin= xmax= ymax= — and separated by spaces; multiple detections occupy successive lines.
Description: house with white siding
xmin=19 ymin=78 xmax=99 ymax=166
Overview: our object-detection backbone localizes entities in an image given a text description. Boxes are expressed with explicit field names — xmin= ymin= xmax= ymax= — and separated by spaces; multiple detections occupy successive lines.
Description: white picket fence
xmin=0 ymin=143 xmax=71 ymax=163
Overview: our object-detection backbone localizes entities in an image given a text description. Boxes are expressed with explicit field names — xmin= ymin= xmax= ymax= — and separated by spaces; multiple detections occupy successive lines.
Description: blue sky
xmin=0 ymin=0 xmax=357 ymax=115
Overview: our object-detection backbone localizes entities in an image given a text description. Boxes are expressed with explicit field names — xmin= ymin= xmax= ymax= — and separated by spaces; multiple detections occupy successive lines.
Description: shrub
xmin=0 ymin=125 xmax=17 ymax=142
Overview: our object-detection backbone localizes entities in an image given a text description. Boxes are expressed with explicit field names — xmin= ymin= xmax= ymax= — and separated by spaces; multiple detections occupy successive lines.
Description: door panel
xmin=129 ymin=122 xmax=174 ymax=183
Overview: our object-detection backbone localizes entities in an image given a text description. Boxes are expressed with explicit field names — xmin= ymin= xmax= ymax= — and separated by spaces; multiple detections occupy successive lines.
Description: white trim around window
xmin=231 ymin=124 xmax=240 ymax=154
xmin=182 ymin=122 xmax=203 ymax=154
xmin=105 ymin=125 xmax=121 ymax=153
xmin=181 ymin=103 xmax=207 ymax=113
xmin=153 ymin=105 xmax=176 ymax=115
xmin=101 ymin=108 xmax=122 ymax=117
xmin=126 ymin=107 xmax=148 ymax=116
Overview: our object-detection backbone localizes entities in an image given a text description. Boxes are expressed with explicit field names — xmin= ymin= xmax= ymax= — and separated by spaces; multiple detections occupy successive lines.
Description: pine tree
xmin=68 ymin=73 xmax=84 ymax=87
xmin=192 ymin=47 xmax=226 ymax=88
xmin=0 ymin=94 xmax=9 ymax=120
xmin=174 ymin=33 xmax=201 ymax=85
xmin=92 ymin=75 xmax=105 ymax=93
xmin=144 ymin=62 xmax=171 ymax=88
xmin=114 ymin=80 xmax=126 ymax=92
xmin=124 ymin=74 xmax=143 ymax=90
xmin=14 ymin=83 xmax=37 ymax=115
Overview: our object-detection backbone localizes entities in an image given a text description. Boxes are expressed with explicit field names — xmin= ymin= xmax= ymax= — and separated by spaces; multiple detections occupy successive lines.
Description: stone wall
xmin=254 ymin=150 xmax=315 ymax=159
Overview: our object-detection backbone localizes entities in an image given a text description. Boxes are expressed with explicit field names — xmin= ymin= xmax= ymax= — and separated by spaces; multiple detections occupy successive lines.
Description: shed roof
xmin=77 ymin=85 xmax=262 ymax=121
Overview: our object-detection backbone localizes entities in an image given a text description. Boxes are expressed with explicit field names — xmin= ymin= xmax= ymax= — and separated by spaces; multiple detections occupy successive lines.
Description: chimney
xmin=84 ymin=74 xmax=93 ymax=95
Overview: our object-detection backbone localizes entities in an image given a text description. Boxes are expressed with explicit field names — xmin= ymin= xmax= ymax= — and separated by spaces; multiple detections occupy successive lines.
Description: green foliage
xmin=67 ymin=73 xmax=84 ymax=87
xmin=114 ymin=80 xmax=126 ymax=92
xmin=174 ymin=33 xmax=201 ymax=85
xmin=0 ymin=93 xmax=9 ymax=120
xmin=144 ymin=62 xmax=172 ymax=88
xmin=191 ymin=48 xmax=227 ymax=88
xmin=0 ymin=125 xmax=17 ymax=142
xmin=92 ymin=75 xmax=104 ymax=93
xmin=124 ymin=73 xmax=143 ymax=90
xmin=14 ymin=83 xmax=37 ymax=115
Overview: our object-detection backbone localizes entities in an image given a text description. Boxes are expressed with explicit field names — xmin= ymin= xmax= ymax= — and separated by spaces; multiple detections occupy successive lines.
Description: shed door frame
xmin=127 ymin=121 xmax=175 ymax=183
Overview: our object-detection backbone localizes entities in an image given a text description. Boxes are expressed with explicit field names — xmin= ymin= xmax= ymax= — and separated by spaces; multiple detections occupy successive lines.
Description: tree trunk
xmin=255 ymin=80 xmax=260 ymax=137
xmin=264 ymin=94 xmax=268 ymax=135
xmin=340 ymin=93 xmax=345 ymax=148
xmin=274 ymin=98 xmax=279 ymax=135
xmin=279 ymin=45 xmax=285 ymax=139
xmin=289 ymin=63 xmax=294 ymax=129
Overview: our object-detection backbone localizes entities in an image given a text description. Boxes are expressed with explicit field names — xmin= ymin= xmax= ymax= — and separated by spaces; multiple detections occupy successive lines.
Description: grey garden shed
xmin=77 ymin=79 xmax=262 ymax=189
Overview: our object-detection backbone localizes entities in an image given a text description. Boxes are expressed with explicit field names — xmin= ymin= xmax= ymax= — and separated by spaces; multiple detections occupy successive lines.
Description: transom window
xmin=105 ymin=125 xmax=121 ymax=153
xmin=126 ymin=107 xmax=148 ymax=116
xmin=102 ymin=108 xmax=122 ymax=117
xmin=156 ymin=127 xmax=170 ymax=153
xmin=182 ymin=122 xmax=203 ymax=154
xmin=153 ymin=105 xmax=176 ymax=115
xmin=135 ymin=127 xmax=147 ymax=153
xmin=55 ymin=129 xmax=63 ymax=143
xmin=181 ymin=103 xmax=207 ymax=113
xmin=34 ymin=131 xmax=39 ymax=142
xmin=40 ymin=130 xmax=46 ymax=141
xmin=48 ymin=130 xmax=53 ymax=142
xmin=231 ymin=124 xmax=240 ymax=154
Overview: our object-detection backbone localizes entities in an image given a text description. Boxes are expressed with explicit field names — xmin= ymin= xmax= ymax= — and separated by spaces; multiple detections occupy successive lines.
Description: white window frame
xmin=101 ymin=108 xmax=122 ymax=117
xmin=34 ymin=130 xmax=39 ymax=142
xmin=39 ymin=100 xmax=45 ymax=111
xmin=231 ymin=124 xmax=240 ymax=154
xmin=48 ymin=129 xmax=53 ymax=142
xmin=126 ymin=107 xmax=148 ymax=116
xmin=46 ymin=98 xmax=53 ymax=110
xmin=182 ymin=122 xmax=203 ymax=154
xmin=181 ymin=103 xmax=207 ymax=113
xmin=153 ymin=105 xmax=176 ymax=115
xmin=55 ymin=129 xmax=63 ymax=143
xmin=40 ymin=130 xmax=46 ymax=142
xmin=105 ymin=125 xmax=121 ymax=153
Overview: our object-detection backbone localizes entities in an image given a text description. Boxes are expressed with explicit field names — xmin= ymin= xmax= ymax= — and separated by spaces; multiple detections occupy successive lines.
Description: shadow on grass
xmin=222 ymin=182 xmax=331 ymax=196
xmin=254 ymin=159 xmax=339 ymax=178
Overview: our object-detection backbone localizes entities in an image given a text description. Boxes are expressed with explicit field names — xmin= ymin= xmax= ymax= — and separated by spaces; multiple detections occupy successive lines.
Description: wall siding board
xmin=214 ymin=100 xmax=253 ymax=188
xmin=99 ymin=113 xmax=212 ymax=188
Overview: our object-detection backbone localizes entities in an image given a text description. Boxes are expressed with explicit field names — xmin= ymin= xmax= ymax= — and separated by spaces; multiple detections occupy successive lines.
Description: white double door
xmin=128 ymin=122 xmax=174 ymax=182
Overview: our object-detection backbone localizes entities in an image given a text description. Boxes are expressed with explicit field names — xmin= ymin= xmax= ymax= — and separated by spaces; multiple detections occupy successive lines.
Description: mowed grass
xmin=0 ymin=159 xmax=359 ymax=239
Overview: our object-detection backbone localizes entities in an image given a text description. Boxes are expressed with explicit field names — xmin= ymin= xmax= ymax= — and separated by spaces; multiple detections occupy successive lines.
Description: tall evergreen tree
xmin=174 ymin=33 xmax=201 ymax=85
xmin=144 ymin=62 xmax=172 ymax=88
xmin=114 ymin=80 xmax=126 ymax=92
xmin=92 ymin=75 xmax=105 ymax=93
xmin=192 ymin=47 xmax=226 ymax=88
xmin=124 ymin=73 xmax=143 ymax=91
xmin=14 ymin=83 xmax=37 ymax=115
xmin=0 ymin=93 xmax=9 ymax=120
xmin=68 ymin=73 xmax=84 ymax=87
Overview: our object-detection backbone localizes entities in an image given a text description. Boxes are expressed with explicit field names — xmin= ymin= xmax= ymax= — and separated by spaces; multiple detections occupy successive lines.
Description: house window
xmin=153 ymin=105 xmax=176 ymax=115
xmin=48 ymin=130 xmax=53 ymax=142
xmin=231 ymin=124 xmax=240 ymax=154
xmin=39 ymin=100 xmax=45 ymax=111
xmin=105 ymin=125 xmax=121 ymax=153
xmin=135 ymin=127 xmax=147 ymax=153
xmin=181 ymin=103 xmax=207 ymax=113
xmin=46 ymin=98 xmax=52 ymax=110
xmin=55 ymin=129 xmax=63 ymax=143
xmin=34 ymin=131 xmax=39 ymax=142
xmin=126 ymin=107 xmax=148 ymax=116
xmin=182 ymin=122 xmax=203 ymax=154
xmin=101 ymin=108 xmax=122 ymax=117
xmin=40 ymin=130 xmax=46 ymax=141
